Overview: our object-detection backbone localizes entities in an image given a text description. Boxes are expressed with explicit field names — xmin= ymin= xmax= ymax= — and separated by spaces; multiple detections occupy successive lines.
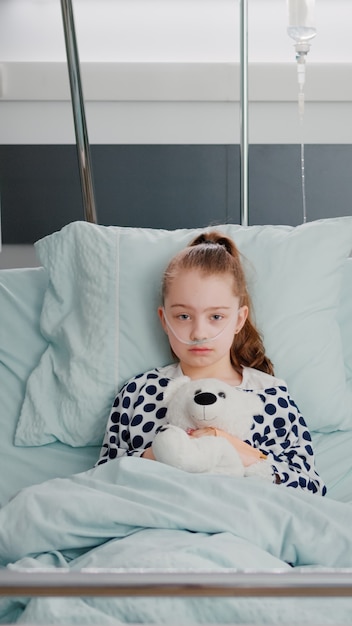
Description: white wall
xmin=0 ymin=0 xmax=351 ymax=144
xmin=1 ymin=0 xmax=351 ymax=63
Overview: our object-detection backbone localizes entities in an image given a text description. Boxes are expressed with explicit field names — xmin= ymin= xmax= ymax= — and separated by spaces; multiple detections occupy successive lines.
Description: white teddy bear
xmin=152 ymin=377 xmax=273 ymax=479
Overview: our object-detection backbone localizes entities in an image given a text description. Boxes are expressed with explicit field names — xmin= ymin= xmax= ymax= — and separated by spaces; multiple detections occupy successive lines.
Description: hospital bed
xmin=1 ymin=1 xmax=352 ymax=624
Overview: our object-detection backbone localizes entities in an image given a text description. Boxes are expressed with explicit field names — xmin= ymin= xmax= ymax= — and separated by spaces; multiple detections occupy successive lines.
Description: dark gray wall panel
xmin=249 ymin=145 xmax=352 ymax=226
xmin=0 ymin=146 xmax=84 ymax=244
xmin=92 ymin=145 xmax=240 ymax=230
xmin=0 ymin=144 xmax=351 ymax=244
xmin=0 ymin=145 xmax=240 ymax=244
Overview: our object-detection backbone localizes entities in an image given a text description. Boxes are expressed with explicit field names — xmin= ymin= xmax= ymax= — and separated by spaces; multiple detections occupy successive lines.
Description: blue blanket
xmin=1 ymin=458 xmax=352 ymax=624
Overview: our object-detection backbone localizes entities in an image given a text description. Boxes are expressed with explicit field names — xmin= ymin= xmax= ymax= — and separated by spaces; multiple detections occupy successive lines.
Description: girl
xmin=96 ymin=230 xmax=326 ymax=495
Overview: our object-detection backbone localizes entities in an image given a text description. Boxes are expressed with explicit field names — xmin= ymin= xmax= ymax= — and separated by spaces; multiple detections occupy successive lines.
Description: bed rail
xmin=1 ymin=570 xmax=352 ymax=598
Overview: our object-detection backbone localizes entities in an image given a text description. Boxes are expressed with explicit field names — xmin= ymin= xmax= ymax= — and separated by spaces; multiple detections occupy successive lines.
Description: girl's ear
xmin=235 ymin=305 xmax=249 ymax=334
xmin=158 ymin=307 xmax=168 ymax=333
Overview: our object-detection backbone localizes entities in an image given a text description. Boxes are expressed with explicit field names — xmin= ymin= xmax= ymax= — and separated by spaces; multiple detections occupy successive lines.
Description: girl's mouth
xmin=189 ymin=346 xmax=211 ymax=353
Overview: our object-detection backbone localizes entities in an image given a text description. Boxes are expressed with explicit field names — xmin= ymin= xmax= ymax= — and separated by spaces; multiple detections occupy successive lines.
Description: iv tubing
xmin=296 ymin=49 xmax=307 ymax=123
xmin=298 ymin=58 xmax=307 ymax=223
xmin=295 ymin=45 xmax=308 ymax=224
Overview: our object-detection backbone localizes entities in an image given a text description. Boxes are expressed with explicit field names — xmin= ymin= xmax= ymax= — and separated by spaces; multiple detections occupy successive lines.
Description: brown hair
xmin=161 ymin=230 xmax=274 ymax=376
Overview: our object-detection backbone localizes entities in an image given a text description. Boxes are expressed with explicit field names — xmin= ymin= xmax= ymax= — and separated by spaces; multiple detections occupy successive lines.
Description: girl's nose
xmin=190 ymin=317 xmax=207 ymax=342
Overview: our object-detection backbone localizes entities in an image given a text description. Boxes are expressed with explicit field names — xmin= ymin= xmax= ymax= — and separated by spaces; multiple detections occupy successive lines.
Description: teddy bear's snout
xmin=194 ymin=392 xmax=217 ymax=406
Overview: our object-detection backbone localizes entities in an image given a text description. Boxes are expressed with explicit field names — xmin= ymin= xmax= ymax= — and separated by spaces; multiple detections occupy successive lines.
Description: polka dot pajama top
xmin=96 ymin=363 xmax=327 ymax=495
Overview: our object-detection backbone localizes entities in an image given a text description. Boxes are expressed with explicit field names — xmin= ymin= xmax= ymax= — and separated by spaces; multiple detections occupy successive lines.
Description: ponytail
xmin=189 ymin=231 xmax=274 ymax=375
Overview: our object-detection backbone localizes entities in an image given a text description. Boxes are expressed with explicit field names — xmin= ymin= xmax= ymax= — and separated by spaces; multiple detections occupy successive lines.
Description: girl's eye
xmin=177 ymin=314 xmax=190 ymax=321
xmin=211 ymin=314 xmax=223 ymax=321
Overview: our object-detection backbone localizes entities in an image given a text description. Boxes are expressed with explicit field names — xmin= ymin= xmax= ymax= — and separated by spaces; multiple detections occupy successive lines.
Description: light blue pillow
xmin=0 ymin=267 xmax=100 ymax=504
xmin=15 ymin=218 xmax=352 ymax=447
xmin=338 ymin=258 xmax=352 ymax=385
xmin=0 ymin=268 xmax=48 ymax=383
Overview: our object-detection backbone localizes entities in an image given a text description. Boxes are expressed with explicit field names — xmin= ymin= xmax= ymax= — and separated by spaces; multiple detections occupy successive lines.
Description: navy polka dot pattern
xmin=96 ymin=364 xmax=326 ymax=496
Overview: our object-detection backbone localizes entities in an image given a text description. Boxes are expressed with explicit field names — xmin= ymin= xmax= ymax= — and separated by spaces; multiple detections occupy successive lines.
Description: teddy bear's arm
xmin=152 ymin=424 xmax=245 ymax=475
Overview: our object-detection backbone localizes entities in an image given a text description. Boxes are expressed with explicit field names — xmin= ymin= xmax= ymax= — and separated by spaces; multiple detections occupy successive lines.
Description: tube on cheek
xmin=162 ymin=308 xmax=239 ymax=346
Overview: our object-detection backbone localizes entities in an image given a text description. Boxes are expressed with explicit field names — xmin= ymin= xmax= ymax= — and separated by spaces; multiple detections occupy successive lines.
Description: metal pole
xmin=240 ymin=0 xmax=249 ymax=226
xmin=60 ymin=0 xmax=98 ymax=224
xmin=1 ymin=569 xmax=352 ymax=597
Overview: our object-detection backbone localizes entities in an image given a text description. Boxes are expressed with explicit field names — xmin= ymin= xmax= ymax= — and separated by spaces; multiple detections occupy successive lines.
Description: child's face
xmin=158 ymin=268 xmax=248 ymax=373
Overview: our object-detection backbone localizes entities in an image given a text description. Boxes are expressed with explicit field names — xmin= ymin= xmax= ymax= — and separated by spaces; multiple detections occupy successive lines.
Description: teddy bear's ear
xmin=163 ymin=376 xmax=191 ymax=402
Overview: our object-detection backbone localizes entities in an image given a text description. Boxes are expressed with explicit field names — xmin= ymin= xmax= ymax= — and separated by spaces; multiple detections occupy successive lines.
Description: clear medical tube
xmin=287 ymin=0 xmax=317 ymax=225
xmin=161 ymin=308 xmax=239 ymax=346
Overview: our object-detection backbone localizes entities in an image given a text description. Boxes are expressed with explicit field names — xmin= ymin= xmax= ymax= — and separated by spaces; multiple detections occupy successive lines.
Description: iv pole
xmin=60 ymin=0 xmax=98 ymax=224
xmin=240 ymin=0 xmax=249 ymax=227
xmin=59 ymin=0 xmax=247 ymax=227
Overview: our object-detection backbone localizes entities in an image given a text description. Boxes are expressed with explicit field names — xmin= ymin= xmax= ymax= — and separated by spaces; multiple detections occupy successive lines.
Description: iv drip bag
xmin=286 ymin=0 xmax=317 ymax=119
xmin=287 ymin=0 xmax=317 ymax=49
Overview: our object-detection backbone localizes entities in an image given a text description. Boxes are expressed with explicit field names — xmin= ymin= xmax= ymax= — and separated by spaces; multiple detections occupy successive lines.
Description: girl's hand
xmin=187 ymin=427 xmax=265 ymax=467
xmin=141 ymin=446 xmax=155 ymax=460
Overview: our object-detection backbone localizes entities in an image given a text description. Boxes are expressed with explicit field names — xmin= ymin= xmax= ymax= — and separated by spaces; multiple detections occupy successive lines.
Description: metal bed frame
xmin=1 ymin=569 xmax=352 ymax=599
xmin=1 ymin=0 xmax=351 ymax=608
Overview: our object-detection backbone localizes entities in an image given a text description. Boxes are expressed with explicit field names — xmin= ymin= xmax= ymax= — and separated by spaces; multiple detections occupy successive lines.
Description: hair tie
xmin=192 ymin=232 xmax=232 ymax=255
xmin=201 ymin=237 xmax=232 ymax=254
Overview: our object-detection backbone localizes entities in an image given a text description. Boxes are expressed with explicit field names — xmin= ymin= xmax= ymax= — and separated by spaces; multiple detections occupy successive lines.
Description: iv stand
xmin=59 ymin=0 xmax=248 ymax=228
xmin=60 ymin=0 xmax=98 ymax=224
xmin=240 ymin=0 xmax=249 ymax=227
